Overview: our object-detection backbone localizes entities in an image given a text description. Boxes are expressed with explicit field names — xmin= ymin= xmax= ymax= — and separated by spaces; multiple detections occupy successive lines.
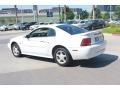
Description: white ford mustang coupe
xmin=8 ymin=24 xmax=106 ymax=66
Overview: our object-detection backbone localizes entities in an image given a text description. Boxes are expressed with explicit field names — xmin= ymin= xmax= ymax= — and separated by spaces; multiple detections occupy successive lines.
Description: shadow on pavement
xmin=24 ymin=54 xmax=118 ymax=68
xmin=25 ymin=55 xmax=55 ymax=63
xmin=71 ymin=54 xmax=118 ymax=68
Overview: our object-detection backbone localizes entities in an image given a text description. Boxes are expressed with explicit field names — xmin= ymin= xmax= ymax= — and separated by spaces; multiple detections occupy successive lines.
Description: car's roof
xmin=37 ymin=24 xmax=65 ymax=28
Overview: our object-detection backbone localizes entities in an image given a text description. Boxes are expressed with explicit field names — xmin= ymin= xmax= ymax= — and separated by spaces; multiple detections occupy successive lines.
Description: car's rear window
xmin=57 ymin=24 xmax=87 ymax=35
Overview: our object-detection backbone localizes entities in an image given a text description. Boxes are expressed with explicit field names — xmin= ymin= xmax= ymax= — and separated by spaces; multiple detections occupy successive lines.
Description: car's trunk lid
xmin=82 ymin=30 xmax=104 ymax=45
xmin=74 ymin=30 xmax=104 ymax=45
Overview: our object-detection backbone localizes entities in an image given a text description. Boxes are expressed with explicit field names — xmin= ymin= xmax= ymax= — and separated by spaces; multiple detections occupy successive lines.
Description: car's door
xmin=21 ymin=27 xmax=56 ymax=57
xmin=38 ymin=28 xmax=56 ymax=56
xmin=96 ymin=20 xmax=100 ymax=28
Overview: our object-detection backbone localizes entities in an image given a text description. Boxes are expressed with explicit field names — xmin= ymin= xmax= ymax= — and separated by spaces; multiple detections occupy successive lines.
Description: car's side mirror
xmin=25 ymin=34 xmax=30 ymax=38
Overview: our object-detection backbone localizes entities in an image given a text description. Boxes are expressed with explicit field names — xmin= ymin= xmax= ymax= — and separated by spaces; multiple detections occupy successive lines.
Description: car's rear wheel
xmin=5 ymin=28 xmax=8 ymax=31
xmin=11 ymin=43 xmax=22 ymax=57
xmin=54 ymin=48 xmax=72 ymax=66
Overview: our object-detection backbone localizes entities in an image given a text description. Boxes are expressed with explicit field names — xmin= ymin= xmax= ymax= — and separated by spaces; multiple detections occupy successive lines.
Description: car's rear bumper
xmin=69 ymin=40 xmax=106 ymax=60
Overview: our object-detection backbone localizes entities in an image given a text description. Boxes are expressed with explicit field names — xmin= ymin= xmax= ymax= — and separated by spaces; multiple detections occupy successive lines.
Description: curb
xmin=112 ymin=34 xmax=120 ymax=36
xmin=103 ymin=33 xmax=120 ymax=36
xmin=103 ymin=33 xmax=112 ymax=36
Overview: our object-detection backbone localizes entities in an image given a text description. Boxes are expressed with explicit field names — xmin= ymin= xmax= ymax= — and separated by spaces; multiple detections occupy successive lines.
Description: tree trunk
xmin=93 ymin=5 xmax=96 ymax=20
xmin=14 ymin=5 xmax=18 ymax=23
xmin=64 ymin=5 xmax=67 ymax=22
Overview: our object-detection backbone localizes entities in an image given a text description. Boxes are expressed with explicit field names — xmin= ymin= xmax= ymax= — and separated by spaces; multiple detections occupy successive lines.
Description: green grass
xmin=103 ymin=27 xmax=120 ymax=34
xmin=0 ymin=17 xmax=16 ymax=24
xmin=103 ymin=24 xmax=120 ymax=34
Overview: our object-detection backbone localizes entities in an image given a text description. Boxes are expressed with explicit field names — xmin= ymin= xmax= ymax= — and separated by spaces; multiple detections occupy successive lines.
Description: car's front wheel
xmin=11 ymin=43 xmax=22 ymax=57
xmin=54 ymin=48 xmax=72 ymax=66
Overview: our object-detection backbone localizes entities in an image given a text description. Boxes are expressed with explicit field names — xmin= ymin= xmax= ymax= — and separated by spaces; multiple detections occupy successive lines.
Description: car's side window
xmin=29 ymin=27 xmax=56 ymax=38
xmin=47 ymin=28 xmax=56 ymax=37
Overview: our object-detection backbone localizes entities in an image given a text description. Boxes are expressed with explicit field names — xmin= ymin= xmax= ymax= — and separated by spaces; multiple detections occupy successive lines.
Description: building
xmin=0 ymin=8 xmax=33 ymax=14
xmin=1 ymin=8 xmax=18 ymax=14
xmin=39 ymin=7 xmax=64 ymax=13
xmin=97 ymin=5 xmax=116 ymax=13
xmin=39 ymin=7 xmax=82 ymax=15
xmin=21 ymin=9 xmax=33 ymax=13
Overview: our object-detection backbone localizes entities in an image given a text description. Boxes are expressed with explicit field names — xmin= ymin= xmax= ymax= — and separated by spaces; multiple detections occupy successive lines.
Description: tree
xmin=77 ymin=10 xmax=89 ymax=20
xmin=66 ymin=6 xmax=75 ymax=20
xmin=91 ymin=7 xmax=102 ymax=19
xmin=103 ymin=12 xmax=110 ymax=20
xmin=58 ymin=5 xmax=61 ymax=22
xmin=114 ymin=5 xmax=120 ymax=19
xmin=62 ymin=6 xmax=75 ymax=21
xmin=14 ymin=5 xmax=18 ymax=23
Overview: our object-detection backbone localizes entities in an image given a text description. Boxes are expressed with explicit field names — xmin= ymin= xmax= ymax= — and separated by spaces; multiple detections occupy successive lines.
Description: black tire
xmin=11 ymin=43 xmax=22 ymax=57
xmin=53 ymin=48 xmax=72 ymax=66
xmin=22 ymin=28 xmax=25 ymax=30
xmin=91 ymin=26 xmax=94 ymax=30
xmin=5 ymin=28 xmax=8 ymax=31
xmin=19 ymin=27 xmax=20 ymax=30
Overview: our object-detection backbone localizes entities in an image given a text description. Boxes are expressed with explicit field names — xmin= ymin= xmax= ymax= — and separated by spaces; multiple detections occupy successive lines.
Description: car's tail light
xmin=81 ymin=38 xmax=91 ymax=46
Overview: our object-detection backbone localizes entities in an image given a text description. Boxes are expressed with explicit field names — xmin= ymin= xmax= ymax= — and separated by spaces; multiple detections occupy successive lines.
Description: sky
xmin=0 ymin=5 xmax=92 ymax=12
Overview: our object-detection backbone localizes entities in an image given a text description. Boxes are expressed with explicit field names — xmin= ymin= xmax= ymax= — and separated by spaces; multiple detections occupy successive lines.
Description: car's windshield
xmin=57 ymin=24 xmax=88 ymax=35
xmin=9 ymin=24 xmax=13 ymax=26
xmin=86 ymin=20 xmax=93 ymax=24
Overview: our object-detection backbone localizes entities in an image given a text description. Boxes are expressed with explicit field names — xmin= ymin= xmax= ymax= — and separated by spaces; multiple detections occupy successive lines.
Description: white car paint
xmin=72 ymin=20 xmax=89 ymax=28
xmin=8 ymin=24 xmax=106 ymax=60
xmin=29 ymin=22 xmax=46 ymax=30
xmin=0 ymin=25 xmax=7 ymax=31
xmin=12 ymin=24 xmax=20 ymax=30
xmin=29 ymin=25 xmax=39 ymax=30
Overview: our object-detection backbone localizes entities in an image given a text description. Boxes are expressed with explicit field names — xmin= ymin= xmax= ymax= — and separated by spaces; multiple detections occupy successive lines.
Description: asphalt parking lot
xmin=0 ymin=30 xmax=120 ymax=85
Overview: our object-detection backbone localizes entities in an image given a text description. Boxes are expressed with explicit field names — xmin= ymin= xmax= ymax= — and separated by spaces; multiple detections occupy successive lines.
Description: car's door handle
xmin=40 ymin=41 xmax=44 ymax=42
xmin=40 ymin=41 xmax=49 ymax=43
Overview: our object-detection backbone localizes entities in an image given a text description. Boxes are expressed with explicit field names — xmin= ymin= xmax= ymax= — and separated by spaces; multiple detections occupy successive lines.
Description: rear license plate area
xmin=95 ymin=36 xmax=103 ymax=42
